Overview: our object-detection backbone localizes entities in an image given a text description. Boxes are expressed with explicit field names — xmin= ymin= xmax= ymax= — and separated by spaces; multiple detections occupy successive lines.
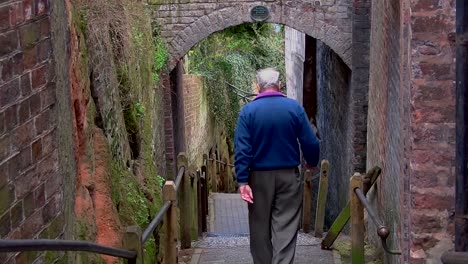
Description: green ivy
xmin=187 ymin=23 xmax=285 ymax=141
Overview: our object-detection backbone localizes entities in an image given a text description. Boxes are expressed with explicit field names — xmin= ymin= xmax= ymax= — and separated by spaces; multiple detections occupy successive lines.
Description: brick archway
xmin=150 ymin=2 xmax=352 ymax=71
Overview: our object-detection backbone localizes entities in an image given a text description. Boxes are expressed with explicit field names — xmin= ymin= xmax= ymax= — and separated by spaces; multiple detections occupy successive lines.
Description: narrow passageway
xmin=181 ymin=193 xmax=336 ymax=264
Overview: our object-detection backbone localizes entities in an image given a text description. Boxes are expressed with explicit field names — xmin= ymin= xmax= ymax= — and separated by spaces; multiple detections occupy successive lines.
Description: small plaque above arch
xmin=250 ymin=6 xmax=270 ymax=22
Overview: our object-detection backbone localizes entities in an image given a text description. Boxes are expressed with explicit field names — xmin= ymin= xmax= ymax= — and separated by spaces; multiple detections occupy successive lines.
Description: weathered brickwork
xmin=409 ymin=0 xmax=456 ymax=262
xmin=368 ymin=0 xmax=456 ymax=262
xmin=148 ymin=0 xmax=353 ymax=70
xmin=0 ymin=0 xmax=65 ymax=262
xmin=182 ymin=74 xmax=213 ymax=165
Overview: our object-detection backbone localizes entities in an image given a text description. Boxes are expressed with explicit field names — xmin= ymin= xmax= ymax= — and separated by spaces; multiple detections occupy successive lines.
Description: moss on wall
xmin=68 ymin=0 xmax=168 ymax=263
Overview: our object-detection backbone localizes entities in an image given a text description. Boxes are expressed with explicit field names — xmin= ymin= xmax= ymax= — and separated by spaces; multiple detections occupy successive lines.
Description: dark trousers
xmin=248 ymin=168 xmax=303 ymax=264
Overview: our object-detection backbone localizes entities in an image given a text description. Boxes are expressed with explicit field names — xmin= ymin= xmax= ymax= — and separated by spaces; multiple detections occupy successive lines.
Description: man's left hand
xmin=239 ymin=185 xmax=254 ymax=204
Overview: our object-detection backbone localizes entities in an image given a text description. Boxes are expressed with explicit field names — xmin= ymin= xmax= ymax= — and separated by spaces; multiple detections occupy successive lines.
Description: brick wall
xmin=368 ymin=0 xmax=456 ymax=262
xmin=148 ymin=0 xmax=353 ymax=71
xmin=0 ymin=0 xmax=64 ymax=262
xmin=367 ymin=0 xmax=408 ymax=262
xmin=182 ymin=74 xmax=213 ymax=166
xmin=409 ymin=0 xmax=456 ymax=261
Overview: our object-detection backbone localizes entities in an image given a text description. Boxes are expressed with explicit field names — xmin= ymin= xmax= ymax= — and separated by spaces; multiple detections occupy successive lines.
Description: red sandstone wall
xmin=0 ymin=0 xmax=64 ymax=262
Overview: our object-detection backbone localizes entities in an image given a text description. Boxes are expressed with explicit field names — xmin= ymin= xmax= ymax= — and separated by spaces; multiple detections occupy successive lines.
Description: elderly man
xmin=234 ymin=68 xmax=320 ymax=264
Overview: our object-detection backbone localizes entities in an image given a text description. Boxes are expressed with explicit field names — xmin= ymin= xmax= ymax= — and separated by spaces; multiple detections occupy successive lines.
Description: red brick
xmin=42 ymin=192 xmax=60 ymax=223
xmin=0 ymin=162 xmax=7 ymax=189
xmin=44 ymin=173 xmax=60 ymax=199
xmin=10 ymin=2 xmax=25 ymax=27
xmin=18 ymin=98 xmax=30 ymax=124
xmin=31 ymin=138 xmax=41 ymax=161
xmin=416 ymin=63 xmax=453 ymax=81
xmin=0 ymin=78 xmax=20 ymax=108
xmin=36 ymin=39 xmax=50 ymax=63
xmin=411 ymin=212 xmax=443 ymax=234
xmin=0 ymin=111 xmax=4 ymax=135
xmin=40 ymin=84 xmax=54 ymax=109
xmin=22 ymin=46 xmax=37 ymax=70
xmin=23 ymin=190 xmax=35 ymax=218
xmin=10 ymin=200 xmax=24 ymax=229
xmin=0 ymin=6 xmax=10 ymax=32
xmin=1 ymin=52 xmax=24 ymax=83
xmin=0 ymin=134 xmax=11 ymax=161
xmin=13 ymin=120 xmax=34 ymax=147
xmin=412 ymin=192 xmax=454 ymax=210
xmin=31 ymin=63 xmax=47 ymax=89
xmin=40 ymin=129 xmax=54 ymax=155
xmin=0 ymin=184 xmax=15 ymax=215
xmin=35 ymin=0 xmax=48 ymax=17
xmin=22 ymin=0 xmax=34 ymax=22
xmin=14 ymin=166 xmax=39 ymax=198
xmin=412 ymin=0 xmax=441 ymax=12
xmin=7 ymin=154 xmax=20 ymax=180
xmin=412 ymin=14 xmax=450 ymax=33
xmin=0 ymin=31 xmax=18 ymax=57
xmin=35 ymin=108 xmax=53 ymax=136
xmin=37 ymin=152 xmax=57 ymax=181
xmin=20 ymin=72 xmax=31 ymax=96
xmin=34 ymin=182 xmax=44 ymax=208
xmin=0 ymin=211 xmax=10 ymax=237
xmin=19 ymin=22 xmax=40 ymax=48
xmin=18 ymin=146 xmax=31 ymax=172
xmin=38 ymin=17 xmax=50 ymax=38
xmin=4 ymin=104 xmax=18 ymax=131
xmin=30 ymin=92 xmax=41 ymax=115
xmin=19 ymin=209 xmax=43 ymax=238
xmin=411 ymin=104 xmax=455 ymax=124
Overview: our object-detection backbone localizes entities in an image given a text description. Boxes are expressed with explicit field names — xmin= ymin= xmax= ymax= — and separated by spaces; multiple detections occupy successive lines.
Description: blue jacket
xmin=234 ymin=92 xmax=320 ymax=184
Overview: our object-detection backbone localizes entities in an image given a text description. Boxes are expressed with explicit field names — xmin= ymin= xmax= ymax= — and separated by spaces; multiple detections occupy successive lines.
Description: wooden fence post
xmin=123 ymin=226 xmax=143 ymax=264
xmin=350 ymin=173 xmax=364 ymax=264
xmin=302 ymin=169 xmax=313 ymax=233
xmin=163 ymin=181 xmax=177 ymax=264
xmin=314 ymin=160 xmax=329 ymax=238
xmin=177 ymin=153 xmax=191 ymax=249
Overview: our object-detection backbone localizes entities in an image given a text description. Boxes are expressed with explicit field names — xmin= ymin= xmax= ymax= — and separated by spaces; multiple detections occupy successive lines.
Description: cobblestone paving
xmin=181 ymin=193 xmax=335 ymax=264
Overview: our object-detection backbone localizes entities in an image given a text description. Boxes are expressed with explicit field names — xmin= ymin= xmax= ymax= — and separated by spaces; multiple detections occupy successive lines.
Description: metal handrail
xmin=208 ymin=158 xmax=235 ymax=167
xmin=441 ymin=251 xmax=468 ymax=263
xmin=354 ymin=187 xmax=401 ymax=255
xmin=0 ymin=239 xmax=137 ymax=260
xmin=174 ymin=166 xmax=185 ymax=192
xmin=142 ymin=201 xmax=172 ymax=243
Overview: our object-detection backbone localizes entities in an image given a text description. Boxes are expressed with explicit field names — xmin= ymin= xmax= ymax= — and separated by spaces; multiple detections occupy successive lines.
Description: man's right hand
xmin=239 ymin=185 xmax=254 ymax=204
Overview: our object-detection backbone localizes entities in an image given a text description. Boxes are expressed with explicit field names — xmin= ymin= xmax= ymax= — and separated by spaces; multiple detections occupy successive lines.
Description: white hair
xmin=256 ymin=68 xmax=280 ymax=91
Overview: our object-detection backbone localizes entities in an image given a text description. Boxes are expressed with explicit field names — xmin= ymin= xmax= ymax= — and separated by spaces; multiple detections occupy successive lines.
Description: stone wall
xmin=148 ymin=0 xmax=353 ymax=71
xmin=0 ymin=0 xmax=66 ymax=263
xmin=285 ymin=27 xmax=305 ymax=104
xmin=367 ymin=0 xmax=456 ymax=262
xmin=316 ymin=41 xmax=353 ymax=226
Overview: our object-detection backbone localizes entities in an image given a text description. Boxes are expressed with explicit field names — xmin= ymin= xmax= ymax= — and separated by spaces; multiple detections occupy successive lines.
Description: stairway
xmin=180 ymin=193 xmax=336 ymax=264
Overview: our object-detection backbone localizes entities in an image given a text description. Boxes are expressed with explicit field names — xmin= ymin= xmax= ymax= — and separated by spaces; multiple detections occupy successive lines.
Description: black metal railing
xmin=0 ymin=239 xmax=137 ymax=260
xmin=0 ymin=153 xmax=200 ymax=264
xmin=354 ymin=187 xmax=401 ymax=255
